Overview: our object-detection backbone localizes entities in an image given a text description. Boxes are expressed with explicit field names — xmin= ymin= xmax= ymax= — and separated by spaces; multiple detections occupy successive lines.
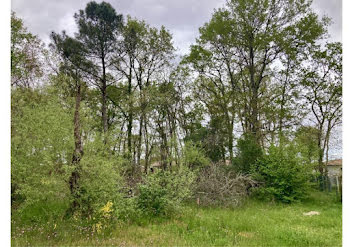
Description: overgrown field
xmin=11 ymin=191 xmax=341 ymax=247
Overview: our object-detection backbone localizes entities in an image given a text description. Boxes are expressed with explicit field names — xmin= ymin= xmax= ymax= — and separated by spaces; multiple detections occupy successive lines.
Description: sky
xmin=12 ymin=0 xmax=342 ymax=55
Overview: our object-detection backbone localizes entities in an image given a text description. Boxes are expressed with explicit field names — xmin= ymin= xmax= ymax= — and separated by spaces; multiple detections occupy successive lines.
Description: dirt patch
xmin=303 ymin=211 xmax=320 ymax=216
xmin=238 ymin=232 xmax=254 ymax=238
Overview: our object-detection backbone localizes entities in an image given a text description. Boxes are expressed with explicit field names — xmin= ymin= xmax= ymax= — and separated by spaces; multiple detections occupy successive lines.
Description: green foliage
xmin=294 ymin=126 xmax=320 ymax=164
xmin=184 ymin=119 xmax=228 ymax=163
xmin=75 ymin=136 xmax=125 ymax=218
xmin=75 ymin=1 xmax=123 ymax=56
xmin=11 ymin=3 xmax=342 ymax=246
xmin=113 ymin=197 xmax=141 ymax=223
xmin=251 ymin=143 xmax=313 ymax=203
xmin=182 ymin=141 xmax=211 ymax=169
xmin=11 ymin=12 xmax=43 ymax=87
xmin=11 ymin=87 xmax=74 ymax=209
xmin=11 ymin=86 xmax=126 ymax=221
xmin=136 ymin=167 xmax=196 ymax=216
xmin=233 ymin=134 xmax=263 ymax=174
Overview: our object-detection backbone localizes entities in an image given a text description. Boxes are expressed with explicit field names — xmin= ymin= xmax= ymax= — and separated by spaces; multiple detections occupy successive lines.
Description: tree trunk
xmin=251 ymin=88 xmax=259 ymax=143
xmin=144 ymin=121 xmax=152 ymax=174
xmin=127 ymin=113 xmax=133 ymax=158
xmin=278 ymin=59 xmax=291 ymax=142
xmin=248 ymin=40 xmax=260 ymax=145
xmin=228 ymin=123 xmax=234 ymax=165
xmin=159 ymin=122 xmax=168 ymax=170
xmin=136 ymin=114 xmax=143 ymax=173
xmin=68 ymin=83 xmax=83 ymax=214
xmin=317 ymin=127 xmax=324 ymax=175
xmin=101 ymin=56 xmax=108 ymax=136
xmin=127 ymin=63 xmax=133 ymax=163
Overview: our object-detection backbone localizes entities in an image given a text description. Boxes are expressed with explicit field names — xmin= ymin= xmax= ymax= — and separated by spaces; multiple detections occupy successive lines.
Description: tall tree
xmin=50 ymin=32 xmax=92 ymax=213
xmin=11 ymin=12 xmax=43 ymax=88
xmin=112 ymin=17 xmax=174 ymax=172
xmin=185 ymin=0 xmax=329 ymax=155
xmin=301 ymin=42 xmax=342 ymax=174
xmin=226 ymin=0 xmax=327 ymax=144
xmin=74 ymin=1 xmax=123 ymax=135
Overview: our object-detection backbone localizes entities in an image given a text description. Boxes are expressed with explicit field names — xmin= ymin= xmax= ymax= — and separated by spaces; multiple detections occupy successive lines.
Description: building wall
xmin=327 ymin=165 xmax=342 ymax=188
xmin=327 ymin=165 xmax=342 ymax=177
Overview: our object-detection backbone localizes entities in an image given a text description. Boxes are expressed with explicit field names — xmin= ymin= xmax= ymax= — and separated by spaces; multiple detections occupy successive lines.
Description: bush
xmin=136 ymin=167 xmax=196 ymax=216
xmin=113 ymin=197 xmax=141 ymax=223
xmin=11 ymin=88 xmax=74 ymax=210
xmin=182 ymin=141 xmax=210 ymax=169
xmin=251 ymin=144 xmax=313 ymax=203
xmin=74 ymin=137 xmax=125 ymax=218
xmin=233 ymin=133 xmax=263 ymax=174
xmin=195 ymin=164 xmax=257 ymax=207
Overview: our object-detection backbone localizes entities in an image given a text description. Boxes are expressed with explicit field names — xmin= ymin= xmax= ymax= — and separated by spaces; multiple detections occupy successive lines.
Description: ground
xmin=11 ymin=191 xmax=341 ymax=246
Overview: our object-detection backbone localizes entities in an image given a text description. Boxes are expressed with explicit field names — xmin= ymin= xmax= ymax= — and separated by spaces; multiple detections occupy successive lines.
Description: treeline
xmin=11 ymin=0 xmax=341 ymax=222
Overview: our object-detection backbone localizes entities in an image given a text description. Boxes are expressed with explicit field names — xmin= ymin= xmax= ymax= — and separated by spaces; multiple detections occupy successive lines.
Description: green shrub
xmin=75 ymin=137 xmax=126 ymax=218
xmin=11 ymin=88 xmax=74 ymax=210
xmin=136 ymin=167 xmax=196 ymax=216
xmin=251 ymin=144 xmax=313 ymax=203
xmin=233 ymin=133 xmax=263 ymax=174
xmin=114 ymin=197 xmax=142 ymax=223
xmin=182 ymin=141 xmax=210 ymax=169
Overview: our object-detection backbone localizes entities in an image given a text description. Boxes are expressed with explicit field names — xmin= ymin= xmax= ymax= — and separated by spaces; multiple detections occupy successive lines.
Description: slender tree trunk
xmin=251 ymin=88 xmax=259 ymax=142
xmin=144 ymin=121 xmax=153 ymax=173
xmin=248 ymin=41 xmax=260 ymax=145
xmin=159 ymin=122 xmax=168 ymax=170
xmin=127 ymin=113 xmax=132 ymax=157
xmin=144 ymin=125 xmax=150 ymax=174
xmin=278 ymin=59 xmax=291 ymax=142
xmin=228 ymin=123 xmax=234 ymax=165
xmin=118 ymin=122 xmax=125 ymax=154
xmin=127 ymin=63 xmax=133 ymax=163
xmin=101 ymin=56 xmax=108 ymax=136
xmin=324 ymin=121 xmax=332 ymax=167
xmin=69 ymin=83 xmax=83 ymax=213
xmin=136 ymin=114 xmax=143 ymax=172
xmin=317 ymin=127 xmax=324 ymax=175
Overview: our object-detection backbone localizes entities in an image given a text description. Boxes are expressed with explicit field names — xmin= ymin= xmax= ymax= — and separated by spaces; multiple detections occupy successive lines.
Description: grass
xmin=11 ymin=191 xmax=342 ymax=246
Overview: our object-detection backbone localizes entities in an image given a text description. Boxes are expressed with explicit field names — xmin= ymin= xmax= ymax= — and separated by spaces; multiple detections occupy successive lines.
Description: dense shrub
xmin=195 ymin=164 xmax=257 ymax=207
xmin=74 ymin=136 xmax=126 ymax=218
xmin=136 ymin=167 xmax=196 ymax=216
xmin=233 ymin=133 xmax=263 ymax=174
xmin=251 ymin=144 xmax=313 ymax=203
xmin=11 ymin=88 xmax=74 ymax=210
xmin=182 ymin=141 xmax=210 ymax=169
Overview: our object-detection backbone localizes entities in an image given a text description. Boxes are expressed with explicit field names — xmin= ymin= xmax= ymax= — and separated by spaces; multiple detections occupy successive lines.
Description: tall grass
xmin=12 ymin=191 xmax=341 ymax=246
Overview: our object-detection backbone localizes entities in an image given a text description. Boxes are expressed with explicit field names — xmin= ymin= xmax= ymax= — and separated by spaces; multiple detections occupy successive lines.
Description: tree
xmin=185 ymin=0 xmax=329 ymax=155
xmin=233 ymin=133 xmax=263 ymax=174
xmin=227 ymin=0 xmax=328 ymax=144
xmin=252 ymin=143 xmax=312 ymax=203
xmin=301 ymin=42 xmax=342 ymax=174
xmin=74 ymin=1 xmax=123 ymax=135
xmin=11 ymin=87 xmax=74 ymax=209
xmin=184 ymin=15 xmax=237 ymax=163
xmin=11 ymin=12 xmax=43 ymax=87
xmin=294 ymin=126 xmax=319 ymax=165
xmin=50 ymin=32 xmax=93 ymax=213
xmin=111 ymin=17 xmax=174 ymax=172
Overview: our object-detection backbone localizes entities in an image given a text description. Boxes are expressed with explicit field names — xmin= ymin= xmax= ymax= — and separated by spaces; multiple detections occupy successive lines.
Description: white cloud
xmin=12 ymin=0 xmax=342 ymax=55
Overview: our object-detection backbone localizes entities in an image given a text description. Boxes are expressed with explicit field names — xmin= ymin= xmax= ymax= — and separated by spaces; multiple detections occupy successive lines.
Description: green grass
xmin=11 ymin=191 xmax=342 ymax=246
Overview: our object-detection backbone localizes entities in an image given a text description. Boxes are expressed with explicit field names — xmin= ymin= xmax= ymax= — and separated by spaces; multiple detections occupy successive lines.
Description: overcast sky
xmin=12 ymin=0 xmax=342 ymax=55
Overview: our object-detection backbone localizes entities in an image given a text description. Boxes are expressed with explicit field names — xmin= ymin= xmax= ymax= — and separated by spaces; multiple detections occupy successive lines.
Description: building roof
xmin=327 ymin=159 xmax=342 ymax=166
